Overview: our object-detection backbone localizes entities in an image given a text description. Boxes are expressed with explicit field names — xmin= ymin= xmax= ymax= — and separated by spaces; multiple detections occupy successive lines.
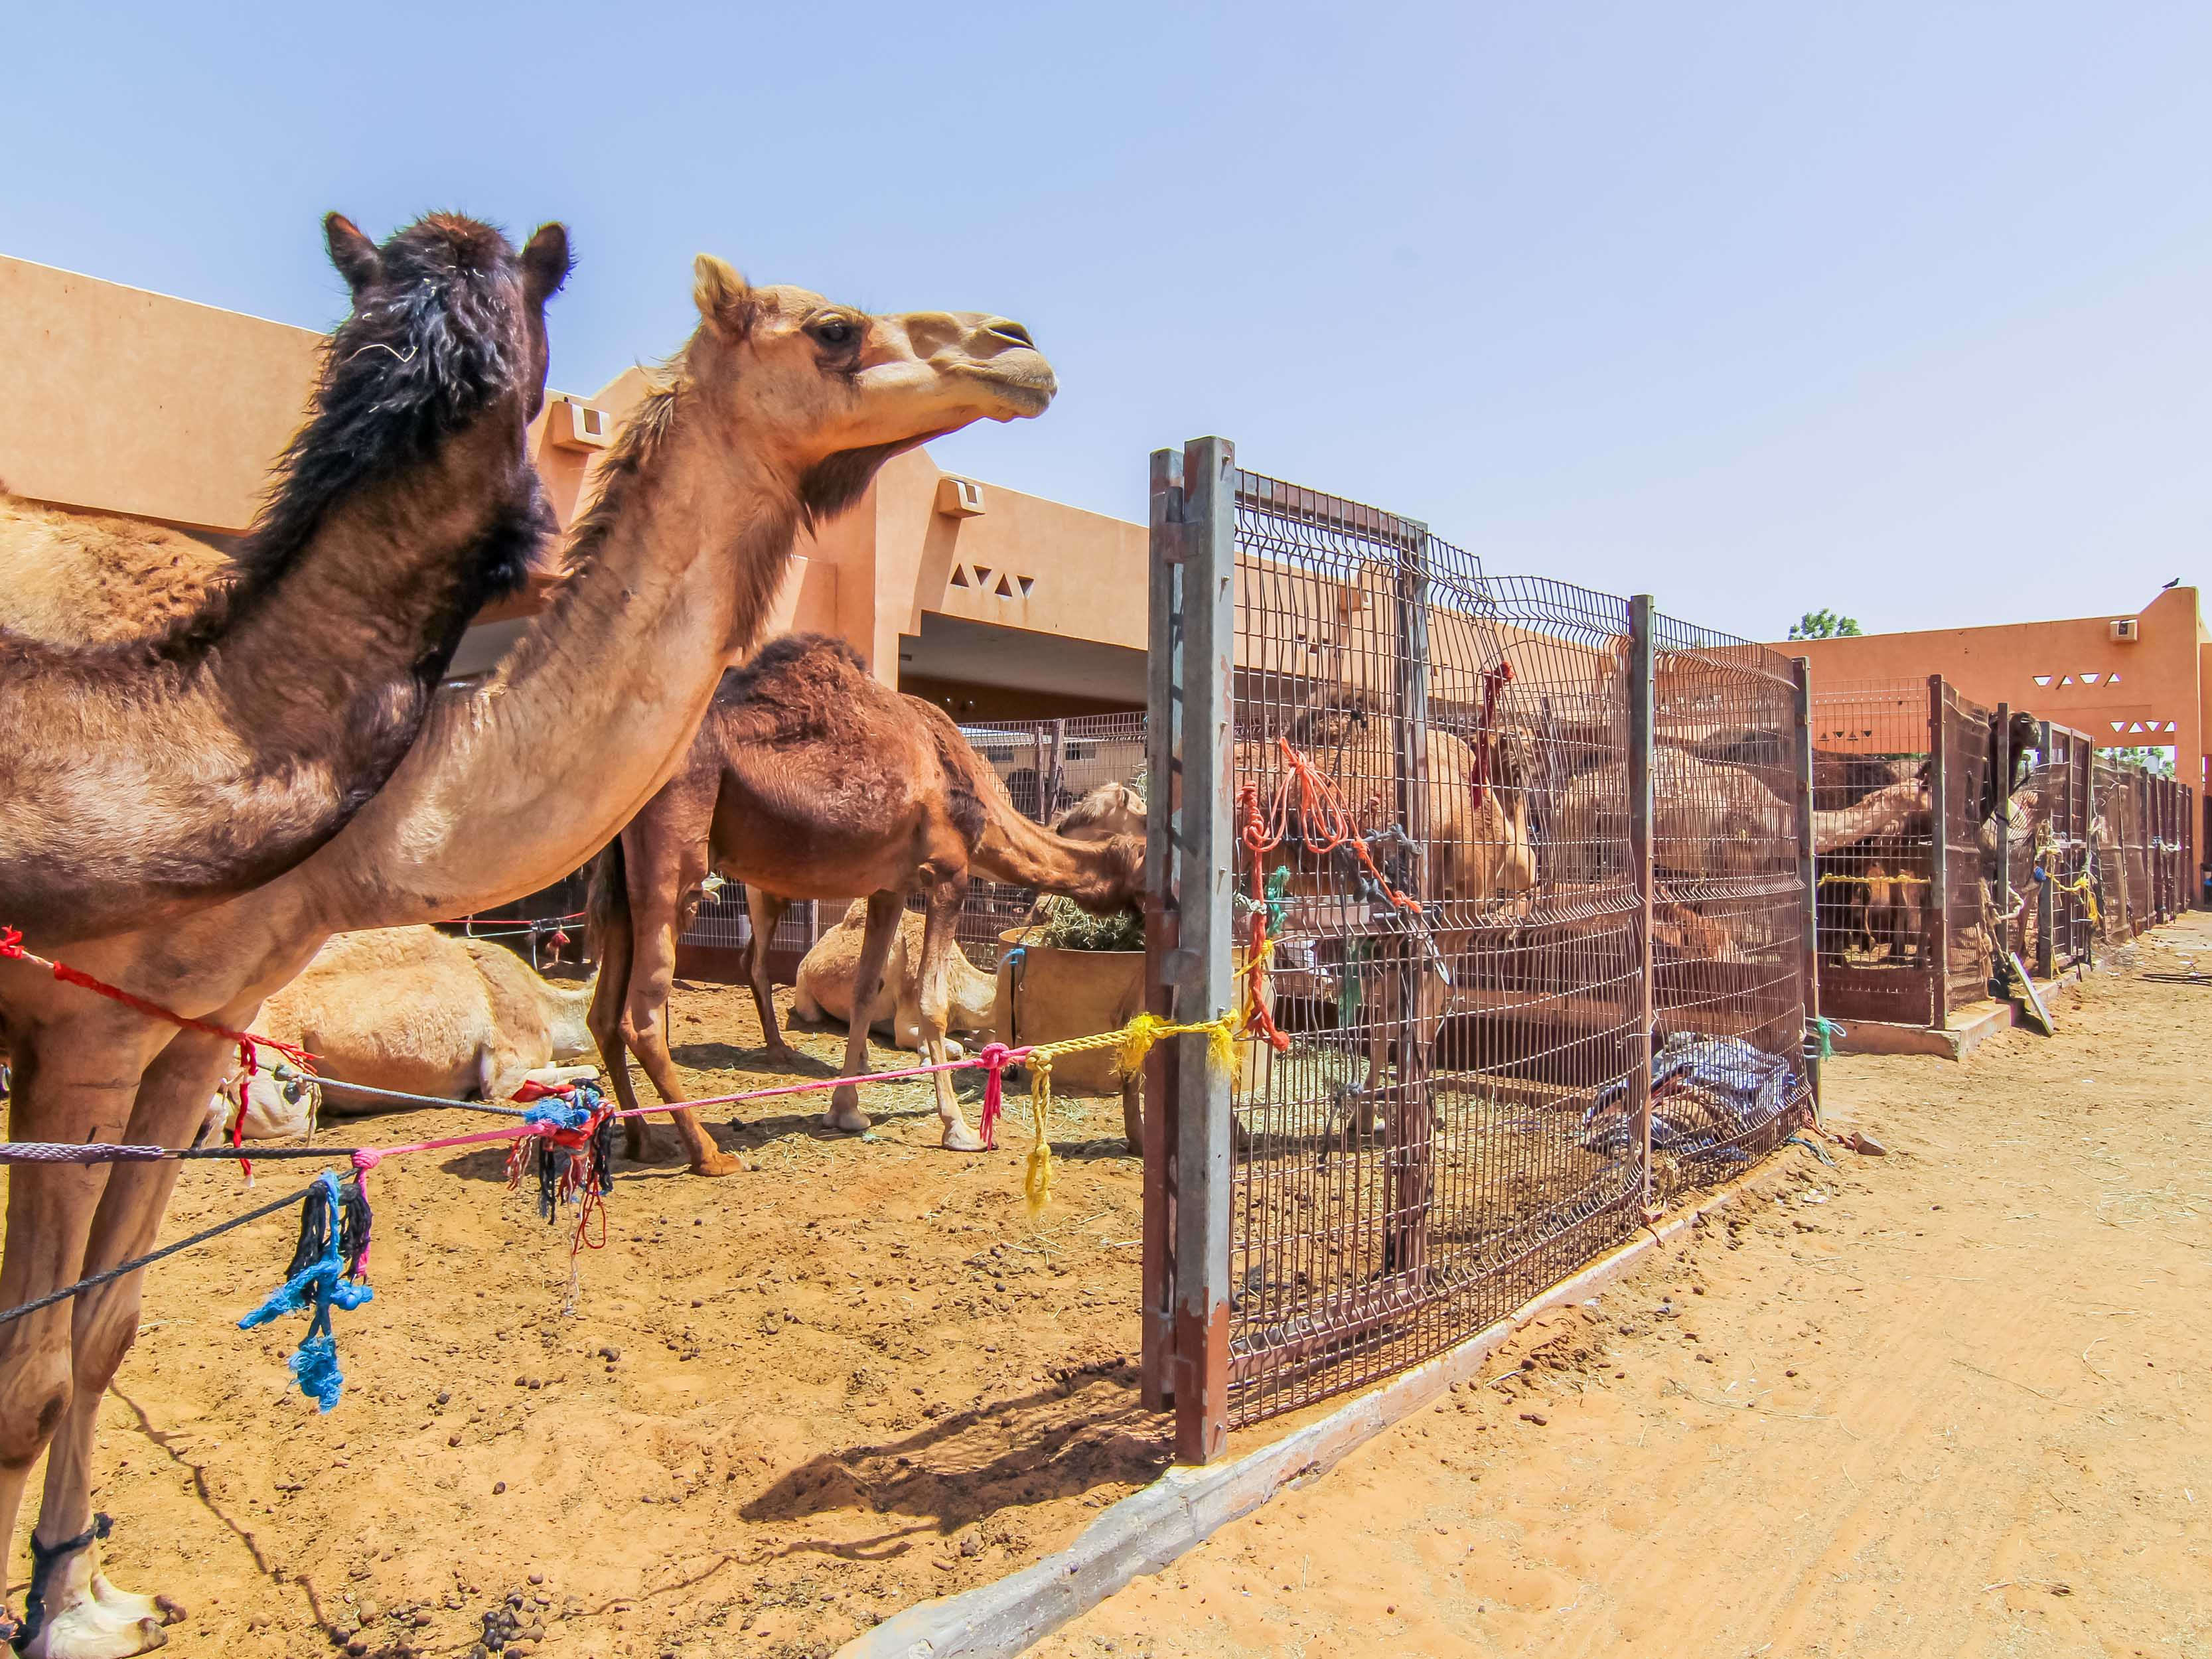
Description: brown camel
xmin=586 ymin=632 xmax=1144 ymax=1165
xmin=0 ymin=255 xmax=1052 ymax=1657
xmin=0 ymin=212 xmax=571 ymax=947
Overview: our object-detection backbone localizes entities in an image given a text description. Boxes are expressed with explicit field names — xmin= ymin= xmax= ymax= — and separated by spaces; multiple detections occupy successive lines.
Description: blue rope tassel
xmin=238 ymin=1171 xmax=373 ymax=1411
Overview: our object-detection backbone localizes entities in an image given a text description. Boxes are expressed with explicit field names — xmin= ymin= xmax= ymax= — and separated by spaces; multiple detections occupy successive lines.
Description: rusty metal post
xmin=1140 ymin=446 xmax=1185 ymax=1413
xmin=1793 ymin=658 xmax=1820 ymax=1108
xmin=1928 ymin=677 xmax=1950 ymax=1031
xmin=1627 ymin=595 xmax=1656 ymax=1218
xmin=1387 ymin=521 xmax=1434 ymax=1281
xmin=1171 ymin=436 xmax=1238 ymax=1464
xmin=1993 ymin=702 xmax=2014 ymax=983
xmin=2036 ymin=719 xmax=2057 ymax=979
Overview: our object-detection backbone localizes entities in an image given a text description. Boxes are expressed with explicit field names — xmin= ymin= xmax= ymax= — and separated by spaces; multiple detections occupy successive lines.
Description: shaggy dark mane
xmin=181 ymin=214 xmax=542 ymax=665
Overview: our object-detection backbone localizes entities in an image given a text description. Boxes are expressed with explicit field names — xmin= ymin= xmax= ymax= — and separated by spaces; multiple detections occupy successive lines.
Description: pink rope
xmin=346 ymin=1044 xmax=1037 ymax=1176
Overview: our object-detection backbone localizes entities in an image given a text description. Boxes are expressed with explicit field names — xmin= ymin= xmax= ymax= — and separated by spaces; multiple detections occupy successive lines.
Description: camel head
xmin=682 ymin=255 xmax=1057 ymax=522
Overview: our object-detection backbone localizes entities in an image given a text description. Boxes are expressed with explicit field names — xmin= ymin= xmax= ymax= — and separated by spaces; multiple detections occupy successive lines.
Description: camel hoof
xmin=824 ymin=1089 xmax=871 ymax=1134
xmin=941 ymin=1121 xmax=985 ymax=1153
xmin=761 ymin=1043 xmax=800 ymax=1066
xmin=24 ymin=1599 xmax=171 ymax=1658
xmin=690 ymin=1151 xmax=742 ymax=1179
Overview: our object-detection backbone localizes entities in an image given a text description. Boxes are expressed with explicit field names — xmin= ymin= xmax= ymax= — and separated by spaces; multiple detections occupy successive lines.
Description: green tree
xmin=2109 ymin=745 xmax=2174 ymax=775
xmin=1789 ymin=608 xmax=1864 ymax=640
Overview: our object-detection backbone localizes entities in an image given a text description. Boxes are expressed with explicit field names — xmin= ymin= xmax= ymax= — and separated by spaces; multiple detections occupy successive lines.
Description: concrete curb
xmin=838 ymin=1161 xmax=1787 ymax=1659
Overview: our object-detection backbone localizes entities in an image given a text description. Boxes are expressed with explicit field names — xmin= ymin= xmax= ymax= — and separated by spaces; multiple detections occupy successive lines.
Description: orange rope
xmin=1234 ymin=785 xmax=1293 ymax=1054
xmin=1246 ymin=737 xmax=1426 ymax=914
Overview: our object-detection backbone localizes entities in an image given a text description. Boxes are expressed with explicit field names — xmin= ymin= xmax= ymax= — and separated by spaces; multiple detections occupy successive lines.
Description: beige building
xmin=1 ymin=252 xmax=1150 ymax=721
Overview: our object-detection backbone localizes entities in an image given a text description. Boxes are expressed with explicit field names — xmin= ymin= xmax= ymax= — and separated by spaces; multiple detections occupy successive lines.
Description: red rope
xmin=1 ymin=925 xmax=319 ymax=1182
xmin=1235 ymin=787 xmax=1294 ymax=1054
xmin=1467 ymin=660 xmax=1517 ymax=813
xmin=1246 ymin=737 xmax=1424 ymax=914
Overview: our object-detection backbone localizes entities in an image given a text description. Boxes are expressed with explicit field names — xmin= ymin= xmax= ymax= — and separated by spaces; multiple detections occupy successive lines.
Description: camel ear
xmin=324 ymin=213 xmax=382 ymax=300
xmin=522 ymin=223 xmax=573 ymax=308
xmin=692 ymin=254 xmax=751 ymax=330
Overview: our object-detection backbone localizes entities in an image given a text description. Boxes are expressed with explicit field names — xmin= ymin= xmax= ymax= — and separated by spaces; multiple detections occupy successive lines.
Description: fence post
xmin=1388 ymin=520 xmax=1434 ymax=1281
xmin=1927 ymin=677 xmax=1949 ymax=1031
xmin=2036 ymin=719 xmax=2057 ymax=979
xmin=1793 ymin=658 xmax=1820 ymax=1108
xmin=1173 ymin=436 xmax=1237 ymax=1464
xmin=1140 ymin=447 xmax=1185 ymax=1415
xmin=1627 ymin=595 xmax=1656 ymax=1219
xmin=1993 ymin=703 xmax=2013 ymax=985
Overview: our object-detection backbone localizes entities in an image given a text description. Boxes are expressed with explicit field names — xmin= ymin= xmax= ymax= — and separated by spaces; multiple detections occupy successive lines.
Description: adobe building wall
xmin=1779 ymin=588 xmax=2209 ymax=806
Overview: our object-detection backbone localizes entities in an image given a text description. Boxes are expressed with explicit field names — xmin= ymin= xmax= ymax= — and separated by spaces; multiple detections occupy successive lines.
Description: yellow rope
xmin=1816 ymin=871 xmax=1932 ymax=889
xmin=1014 ymin=1010 xmax=1243 ymax=1220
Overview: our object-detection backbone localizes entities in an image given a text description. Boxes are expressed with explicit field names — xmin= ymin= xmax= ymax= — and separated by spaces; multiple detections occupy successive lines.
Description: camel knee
xmin=0 ymin=1348 xmax=72 ymax=1471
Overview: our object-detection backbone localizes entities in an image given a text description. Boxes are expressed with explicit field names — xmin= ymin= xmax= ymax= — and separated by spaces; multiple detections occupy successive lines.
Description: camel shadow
xmin=738 ymin=1368 xmax=1170 ymax=1563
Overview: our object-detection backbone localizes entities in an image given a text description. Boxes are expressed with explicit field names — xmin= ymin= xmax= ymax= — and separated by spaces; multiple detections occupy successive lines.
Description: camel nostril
xmin=985 ymin=319 xmax=1035 ymax=349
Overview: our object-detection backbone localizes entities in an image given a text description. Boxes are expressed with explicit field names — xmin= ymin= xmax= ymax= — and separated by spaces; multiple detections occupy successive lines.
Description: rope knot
xmin=350 ymin=1147 xmax=384 ymax=1175
xmin=0 ymin=926 xmax=22 ymax=960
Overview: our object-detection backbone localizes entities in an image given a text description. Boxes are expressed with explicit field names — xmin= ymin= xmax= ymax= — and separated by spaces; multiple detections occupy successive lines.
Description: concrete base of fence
xmin=1830 ymin=962 xmax=2099 ymax=1060
xmin=837 ymin=1166 xmax=1787 ymax=1659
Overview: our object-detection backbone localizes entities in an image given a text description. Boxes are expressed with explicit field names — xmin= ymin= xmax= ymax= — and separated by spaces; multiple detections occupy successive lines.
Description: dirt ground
xmin=15 ymin=920 xmax=2210 ymax=1659
xmin=1043 ymin=918 xmax=2212 ymax=1658
xmin=15 ymin=983 xmax=1169 ymax=1659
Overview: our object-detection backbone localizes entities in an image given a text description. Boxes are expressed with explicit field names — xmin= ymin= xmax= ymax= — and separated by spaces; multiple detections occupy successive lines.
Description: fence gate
xmin=1141 ymin=437 xmax=1814 ymax=1460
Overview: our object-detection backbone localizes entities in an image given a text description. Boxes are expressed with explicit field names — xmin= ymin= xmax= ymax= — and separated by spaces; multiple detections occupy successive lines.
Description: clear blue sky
xmin=9 ymin=3 xmax=2208 ymax=640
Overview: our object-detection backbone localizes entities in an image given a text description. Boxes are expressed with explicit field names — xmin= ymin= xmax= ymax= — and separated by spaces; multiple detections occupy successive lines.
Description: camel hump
xmin=0 ymin=493 xmax=236 ymax=648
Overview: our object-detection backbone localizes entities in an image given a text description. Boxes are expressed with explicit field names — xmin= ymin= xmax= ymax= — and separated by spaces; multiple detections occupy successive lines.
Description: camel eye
xmin=810 ymin=317 xmax=856 ymax=347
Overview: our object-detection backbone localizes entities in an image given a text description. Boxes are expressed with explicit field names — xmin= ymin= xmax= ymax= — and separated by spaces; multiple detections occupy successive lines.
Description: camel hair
xmin=585 ymin=632 xmax=1144 ymax=1166
xmin=208 ymin=926 xmax=599 ymax=1141
xmin=0 ymin=212 xmax=571 ymax=948
xmin=0 ymin=256 xmax=1053 ymax=1658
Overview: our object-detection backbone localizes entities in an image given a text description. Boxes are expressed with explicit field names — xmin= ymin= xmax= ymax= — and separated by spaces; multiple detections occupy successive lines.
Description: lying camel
xmin=207 ymin=927 xmax=599 ymax=1139
xmin=589 ymin=633 xmax=1144 ymax=1165
xmin=792 ymin=900 xmax=999 ymax=1055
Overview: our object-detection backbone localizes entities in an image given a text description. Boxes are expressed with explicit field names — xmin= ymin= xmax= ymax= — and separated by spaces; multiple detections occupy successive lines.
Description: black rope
xmin=0 ymin=1180 xmax=322 ymax=1328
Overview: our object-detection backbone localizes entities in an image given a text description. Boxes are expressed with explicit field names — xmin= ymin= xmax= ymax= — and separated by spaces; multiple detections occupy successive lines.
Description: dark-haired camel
xmin=0 ymin=254 xmax=1051 ymax=1656
xmin=0 ymin=212 xmax=571 ymax=948
xmin=588 ymin=633 xmax=1145 ymax=1167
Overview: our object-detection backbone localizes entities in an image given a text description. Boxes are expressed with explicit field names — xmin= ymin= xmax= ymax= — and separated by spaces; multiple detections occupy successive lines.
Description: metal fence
xmin=1138 ymin=438 xmax=1814 ymax=1456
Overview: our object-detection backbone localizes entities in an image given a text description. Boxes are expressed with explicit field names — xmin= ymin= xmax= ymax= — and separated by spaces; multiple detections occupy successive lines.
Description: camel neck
xmin=209 ymin=414 xmax=531 ymax=732
xmin=295 ymin=389 xmax=805 ymax=930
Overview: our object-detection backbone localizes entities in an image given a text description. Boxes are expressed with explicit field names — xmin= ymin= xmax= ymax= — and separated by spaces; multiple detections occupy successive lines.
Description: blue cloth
xmin=239 ymin=1172 xmax=374 ymax=1412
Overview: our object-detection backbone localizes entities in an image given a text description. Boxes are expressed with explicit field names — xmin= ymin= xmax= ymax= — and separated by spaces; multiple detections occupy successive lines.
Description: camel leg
xmin=0 ymin=1018 xmax=175 ymax=1658
xmin=826 ymin=892 xmax=903 ymax=1134
xmin=27 ymin=1033 xmax=225 ymax=1659
xmin=917 ymin=878 xmax=982 ymax=1152
xmin=619 ymin=837 xmax=735 ymax=1177
xmin=741 ymin=889 xmax=798 ymax=1064
xmin=586 ymin=863 xmax=653 ymax=1164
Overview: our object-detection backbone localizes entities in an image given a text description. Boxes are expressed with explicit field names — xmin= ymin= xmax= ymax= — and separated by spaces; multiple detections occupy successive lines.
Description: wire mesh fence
xmin=1158 ymin=454 xmax=1812 ymax=1433
xmin=1808 ymin=680 xmax=1937 ymax=1027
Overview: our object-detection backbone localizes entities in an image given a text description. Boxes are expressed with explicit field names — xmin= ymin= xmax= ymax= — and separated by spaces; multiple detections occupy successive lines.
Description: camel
xmin=587 ymin=632 xmax=1144 ymax=1164
xmin=792 ymin=899 xmax=999 ymax=1055
xmin=0 ymin=255 xmax=1052 ymax=1657
xmin=0 ymin=212 xmax=571 ymax=947
xmin=204 ymin=927 xmax=599 ymax=1141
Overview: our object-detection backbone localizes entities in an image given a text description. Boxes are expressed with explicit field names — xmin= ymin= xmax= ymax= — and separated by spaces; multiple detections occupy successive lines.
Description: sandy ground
xmin=13 ymin=921 xmax=2209 ymax=1659
xmin=1043 ymin=919 xmax=2212 ymax=1658
xmin=13 ymin=984 xmax=1169 ymax=1659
